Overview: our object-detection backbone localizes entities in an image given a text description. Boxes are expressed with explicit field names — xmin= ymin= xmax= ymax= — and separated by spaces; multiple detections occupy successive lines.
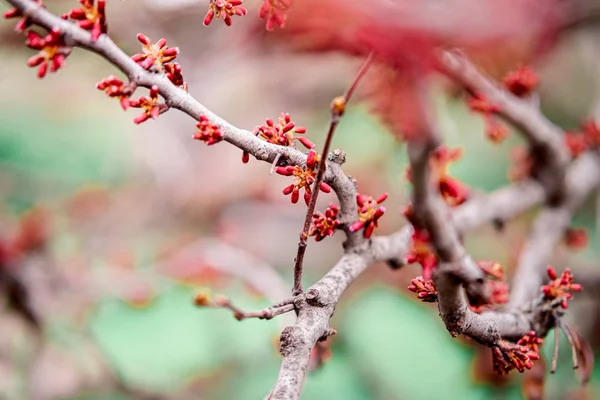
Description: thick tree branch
xmin=510 ymin=153 xmax=600 ymax=306
xmin=440 ymin=51 xmax=570 ymax=203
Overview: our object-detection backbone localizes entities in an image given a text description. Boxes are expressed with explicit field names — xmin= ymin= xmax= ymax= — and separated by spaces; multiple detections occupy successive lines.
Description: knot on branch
xmin=279 ymin=326 xmax=306 ymax=357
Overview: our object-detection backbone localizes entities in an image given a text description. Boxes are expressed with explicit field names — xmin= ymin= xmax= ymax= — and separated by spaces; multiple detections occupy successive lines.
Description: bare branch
xmin=291 ymin=53 xmax=373 ymax=295
xmin=440 ymin=51 xmax=570 ymax=203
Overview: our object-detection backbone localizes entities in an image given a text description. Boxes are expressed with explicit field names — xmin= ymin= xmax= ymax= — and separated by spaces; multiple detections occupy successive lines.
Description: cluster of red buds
xmin=406 ymin=147 xmax=470 ymax=206
xmin=68 ymin=0 xmax=107 ymax=42
xmin=492 ymin=334 xmax=542 ymax=375
xmin=402 ymin=204 xmax=438 ymax=278
xmin=469 ymin=261 xmax=509 ymax=313
xmin=256 ymin=113 xmax=313 ymax=149
xmin=203 ymin=0 xmax=247 ymax=26
xmin=309 ymin=203 xmax=340 ymax=241
xmin=275 ymin=149 xmax=331 ymax=205
xmin=132 ymin=33 xmax=179 ymax=70
xmin=467 ymin=95 xmax=509 ymax=143
xmin=430 ymin=146 xmax=470 ymax=206
xmin=0 ymin=208 xmax=50 ymax=271
xmin=349 ymin=193 xmax=387 ymax=239
xmin=259 ymin=0 xmax=291 ymax=31
xmin=127 ymin=85 xmax=167 ymax=124
xmin=193 ymin=115 xmax=224 ymax=145
xmin=3 ymin=0 xmax=43 ymax=32
xmin=405 ymin=229 xmax=437 ymax=279
xmin=563 ymin=227 xmax=589 ymax=250
xmin=243 ymin=113 xmax=313 ymax=163
xmin=502 ymin=66 xmax=539 ymax=98
xmin=25 ymin=29 xmax=72 ymax=78
xmin=408 ymin=276 xmax=438 ymax=302
xmin=96 ymin=75 xmax=135 ymax=110
xmin=541 ymin=266 xmax=582 ymax=309
xmin=164 ymin=63 xmax=188 ymax=91
xmin=564 ymin=121 xmax=600 ymax=158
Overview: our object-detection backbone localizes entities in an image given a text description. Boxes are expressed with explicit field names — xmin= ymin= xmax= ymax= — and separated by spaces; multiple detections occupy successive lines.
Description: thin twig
xmin=195 ymin=294 xmax=295 ymax=321
xmin=291 ymin=54 xmax=373 ymax=295
xmin=559 ymin=320 xmax=580 ymax=370
xmin=551 ymin=325 xmax=560 ymax=373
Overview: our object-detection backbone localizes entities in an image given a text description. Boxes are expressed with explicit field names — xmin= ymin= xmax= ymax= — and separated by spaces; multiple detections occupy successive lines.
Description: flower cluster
xmin=349 ymin=193 xmax=387 ymax=239
xmin=259 ymin=0 xmax=291 ymax=31
xmin=467 ymin=95 xmax=509 ymax=143
xmin=564 ymin=121 xmax=600 ymax=158
xmin=563 ymin=227 xmax=589 ymax=250
xmin=408 ymin=276 xmax=438 ymax=302
xmin=256 ymin=113 xmax=313 ymax=149
xmin=405 ymin=229 xmax=437 ymax=279
xmin=204 ymin=0 xmax=247 ymax=26
xmin=0 ymin=208 xmax=50 ymax=270
xmin=193 ymin=115 xmax=223 ymax=145
xmin=164 ymin=63 xmax=188 ymax=91
xmin=492 ymin=336 xmax=542 ymax=375
xmin=128 ymin=85 xmax=166 ymax=124
xmin=132 ymin=33 xmax=179 ymax=70
xmin=275 ymin=149 xmax=331 ymax=205
xmin=402 ymin=205 xmax=438 ymax=278
xmin=502 ymin=66 xmax=539 ymax=98
xmin=309 ymin=203 xmax=340 ymax=241
xmin=464 ymin=261 xmax=509 ymax=313
xmin=96 ymin=75 xmax=134 ymax=110
xmin=430 ymin=146 xmax=470 ymax=206
xmin=243 ymin=113 xmax=313 ymax=163
xmin=25 ymin=29 xmax=72 ymax=78
xmin=541 ymin=266 xmax=582 ymax=309
xmin=3 ymin=0 xmax=43 ymax=32
xmin=406 ymin=147 xmax=470 ymax=207
xmin=68 ymin=0 xmax=107 ymax=42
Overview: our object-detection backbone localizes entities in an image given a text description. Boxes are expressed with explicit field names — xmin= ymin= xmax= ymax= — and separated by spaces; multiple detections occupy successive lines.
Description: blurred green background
xmin=1 ymin=1 xmax=600 ymax=399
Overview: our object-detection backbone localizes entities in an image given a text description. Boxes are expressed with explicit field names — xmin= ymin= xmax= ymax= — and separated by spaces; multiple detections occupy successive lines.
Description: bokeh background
xmin=1 ymin=1 xmax=600 ymax=399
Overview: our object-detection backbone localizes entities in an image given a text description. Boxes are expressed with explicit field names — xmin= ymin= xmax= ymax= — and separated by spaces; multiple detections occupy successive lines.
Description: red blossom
xmin=405 ymin=229 xmax=438 ymax=279
xmin=349 ymin=192 xmax=387 ymax=239
xmin=563 ymin=228 xmax=588 ymax=250
xmin=477 ymin=260 xmax=504 ymax=280
xmin=275 ymin=149 xmax=331 ymax=205
xmin=193 ymin=115 xmax=223 ymax=145
xmin=255 ymin=113 xmax=314 ymax=149
xmin=518 ymin=331 xmax=544 ymax=355
xmin=493 ymin=338 xmax=541 ymax=375
xmin=502 ymin=66 xmax=539 ymax=97
xmin=468 ymin=95 xmax=510 ymax=144
xmin=203 ymin=0 xmax=247 ymax=27
xmin=68 ymin=0 xmax=107 ymax=42
xmin=96 ymin=75 xmax=134 ymax=110
xmin=309 ymin=203 xmax=340 ymax=241
xmin=3 ymin=0 xmax=43 ymax=32
xmin=408 ymin=276 xmax=438 ymax=302
xmin=25 ymin=29 xmax=72 ymax=78
xmin=485 ymin=120 xmax=509 ymax=143
xmin=541 ymin=266 xmax=582 ymax=309
xmin=430 ymin=146 xmax=470 ymax=206
xmin=164 ymin=63 xmax=188 ymax=91
xmin=259 ymin=0 xmax=291 ymax=31
xmin=406 ymin=146 xmax=469 ymax=207
xmin=564 ymin=132 xmax=588 ymax=158
xmin=131 ymin=33 xmax=179 ymax=70
xmin=128 ymin=85 xmax=165 ymax=124
xmin=582 ymin=120 xmax=600 ymax=148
